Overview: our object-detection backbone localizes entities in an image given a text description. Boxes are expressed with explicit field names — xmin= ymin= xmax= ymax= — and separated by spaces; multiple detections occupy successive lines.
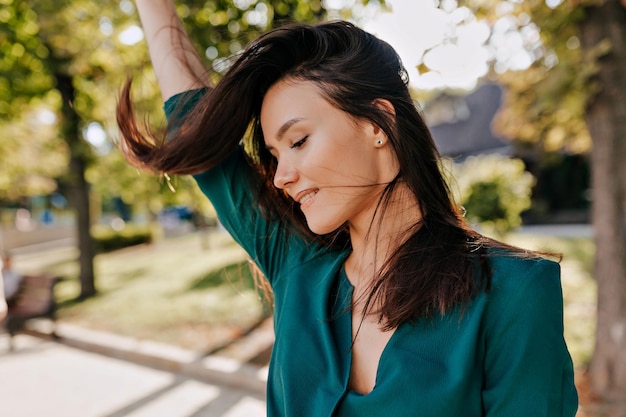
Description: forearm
xmin=134 ymin=0 xmax=211 ymax=100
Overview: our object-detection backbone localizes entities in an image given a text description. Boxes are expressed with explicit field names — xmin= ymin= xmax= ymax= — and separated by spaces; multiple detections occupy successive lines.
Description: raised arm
xmin=134 ymin=0 xmax=211 ymax=100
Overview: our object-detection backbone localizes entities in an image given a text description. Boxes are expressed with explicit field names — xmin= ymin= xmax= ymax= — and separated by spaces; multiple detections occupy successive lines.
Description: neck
xmin=345 ymin=183 xmax=422 ymax=288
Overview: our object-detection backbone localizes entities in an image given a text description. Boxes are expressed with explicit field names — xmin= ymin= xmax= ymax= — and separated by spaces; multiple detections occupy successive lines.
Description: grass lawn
xmin=16 ymin=231 xmax=270 ymax=353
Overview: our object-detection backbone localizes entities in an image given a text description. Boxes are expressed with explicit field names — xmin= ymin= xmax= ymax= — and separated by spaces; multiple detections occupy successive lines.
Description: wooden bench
xmin=4 ymin=274 xmax=60 ymax=350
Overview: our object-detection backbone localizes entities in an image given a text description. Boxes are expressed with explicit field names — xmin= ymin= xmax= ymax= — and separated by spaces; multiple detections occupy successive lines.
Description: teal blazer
xmin=165 ymin=91 xmax=578 ymax=417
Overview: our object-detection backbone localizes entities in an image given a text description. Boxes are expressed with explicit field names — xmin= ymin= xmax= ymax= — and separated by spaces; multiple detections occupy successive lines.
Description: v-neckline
xmin=338 ymin=267 xmax=401 ymax=396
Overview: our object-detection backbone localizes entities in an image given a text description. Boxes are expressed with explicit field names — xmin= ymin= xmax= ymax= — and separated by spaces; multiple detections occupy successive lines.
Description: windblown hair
xmin=117 ymin=21 xmax=537 ymax=329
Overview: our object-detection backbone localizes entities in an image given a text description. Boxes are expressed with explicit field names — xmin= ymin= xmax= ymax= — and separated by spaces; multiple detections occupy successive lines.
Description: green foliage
xmin=451 ymin=154 xmax=534 ymax=236
xmin=0 ymin=0 xmax=67 ymax=200
xmin=0 ymin=107 xmax=68 ymax=199
xmin=92 ymin=223 xmax=153 ymax=253
xmin=457 ymin=0 xmax=599 ymax=156
xmin=0 ymin=0 xmax=54 ymax=119
xmin=164 ymin=0 xmax=328 ymax=87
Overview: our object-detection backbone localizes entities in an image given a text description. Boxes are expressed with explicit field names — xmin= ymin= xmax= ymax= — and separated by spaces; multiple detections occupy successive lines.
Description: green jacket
xmin=165 ymin=91 xmax=578 ymax=417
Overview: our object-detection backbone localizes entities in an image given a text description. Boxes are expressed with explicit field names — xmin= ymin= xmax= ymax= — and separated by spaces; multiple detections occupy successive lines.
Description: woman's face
xmin=261 ymin=79 xmax=399 ymax=235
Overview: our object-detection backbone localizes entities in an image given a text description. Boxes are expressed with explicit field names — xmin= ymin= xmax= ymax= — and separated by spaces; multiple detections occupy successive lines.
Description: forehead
xmin=260 ymin=79 xmax=327 ymax=140
xmin=262 ymin=78 xmax=322 ymax=108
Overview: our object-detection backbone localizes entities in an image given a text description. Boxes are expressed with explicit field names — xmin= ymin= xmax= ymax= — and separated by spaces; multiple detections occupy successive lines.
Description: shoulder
xmin=164 ymin=88 xmax=209 ymax=121
xmin=488 ymin=252 xmax=560 ymax=284
xmin=477 ymin=252 xmax=577 ymax=417
xmin=482 ymin=252 xmax=563 ymax=322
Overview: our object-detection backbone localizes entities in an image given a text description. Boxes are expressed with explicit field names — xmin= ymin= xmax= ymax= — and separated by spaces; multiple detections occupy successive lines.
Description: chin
xmin=305 ymin=219 xmax=344 ymax=236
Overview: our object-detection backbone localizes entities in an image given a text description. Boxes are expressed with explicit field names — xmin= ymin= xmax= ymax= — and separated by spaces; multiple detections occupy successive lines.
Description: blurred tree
xmin=447 ymin=0 xmax=626 ymax=401
xmin=1 ymin=0 xmax=158 ymax=297
xmin=578 ymin=0 xmax=626 ymax=401
xmin=0 ymin=0 xmax=146 ymax=298
xmin=0 ymin=0 xmax=66 ymax=201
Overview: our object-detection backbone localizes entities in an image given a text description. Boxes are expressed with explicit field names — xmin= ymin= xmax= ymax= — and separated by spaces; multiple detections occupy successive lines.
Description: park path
xmin=3 ymin=230 xmax=273 ymax=417
xmin=0 ymin=332 xmax=267 ymax=417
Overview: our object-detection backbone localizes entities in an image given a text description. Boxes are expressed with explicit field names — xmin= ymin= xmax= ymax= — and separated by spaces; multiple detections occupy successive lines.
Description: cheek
xmin=300 ymin=127 xmax=378 ymax=183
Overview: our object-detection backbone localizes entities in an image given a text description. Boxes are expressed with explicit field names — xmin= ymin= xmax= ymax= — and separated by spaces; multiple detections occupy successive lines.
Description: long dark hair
xmin=118 ymin=21 xmax=537 ymax=328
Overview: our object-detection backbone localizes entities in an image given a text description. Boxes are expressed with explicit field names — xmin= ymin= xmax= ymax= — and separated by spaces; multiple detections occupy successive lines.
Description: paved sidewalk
xmin=2 ymin=231 xmax=277 ymax=416
xmin=0 ymin=323 xmax=270 ymax=417
xmin=0 ymin=334 xmax=265 ymax=417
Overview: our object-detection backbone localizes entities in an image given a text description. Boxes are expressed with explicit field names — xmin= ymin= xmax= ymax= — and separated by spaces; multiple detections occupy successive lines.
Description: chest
xmin=268 ymin=263 xmax=488 ymax=417
xmin=349 ymin=314 xmax=396 ymax=394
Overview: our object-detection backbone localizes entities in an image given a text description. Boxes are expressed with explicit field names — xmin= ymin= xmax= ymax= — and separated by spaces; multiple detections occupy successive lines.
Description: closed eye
xmin=290 ymin=136 xmax=308 ymax=149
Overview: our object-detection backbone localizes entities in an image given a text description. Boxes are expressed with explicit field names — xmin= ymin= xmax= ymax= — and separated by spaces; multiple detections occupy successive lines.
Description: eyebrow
xmin=275 ymin=117 xmax=304 ymax=142
xmin=265 ymin=117 xmax=305 ymax=152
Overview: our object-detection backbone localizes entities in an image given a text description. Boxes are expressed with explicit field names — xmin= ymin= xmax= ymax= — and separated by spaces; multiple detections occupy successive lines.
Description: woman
xmin=118 ymin=1 xmax=578 ymax=415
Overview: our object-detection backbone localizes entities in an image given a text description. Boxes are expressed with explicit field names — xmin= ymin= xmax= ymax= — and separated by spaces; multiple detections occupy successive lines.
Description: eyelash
xmin=290 ymin=136 xmax=308 ymax=149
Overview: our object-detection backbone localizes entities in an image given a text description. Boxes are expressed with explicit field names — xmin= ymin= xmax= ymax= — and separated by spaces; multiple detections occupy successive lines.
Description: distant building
xmin=424 ymin=83 xmax=512 ymax=161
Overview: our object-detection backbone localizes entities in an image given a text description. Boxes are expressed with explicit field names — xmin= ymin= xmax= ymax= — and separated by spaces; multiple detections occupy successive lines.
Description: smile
xmin=298 ymin=190 xmax=318 ymax=207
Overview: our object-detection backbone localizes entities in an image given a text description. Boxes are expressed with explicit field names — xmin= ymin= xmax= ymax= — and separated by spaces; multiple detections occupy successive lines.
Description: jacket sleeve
xmin=482 ymin=259 xmax=578 ymax=416
xmin=163 ymin=90 xmax=317 ymax=285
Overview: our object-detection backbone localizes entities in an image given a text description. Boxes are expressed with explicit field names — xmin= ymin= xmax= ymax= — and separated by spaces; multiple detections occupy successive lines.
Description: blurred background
xmin=1 ymin=0 xmax=624 ymax=416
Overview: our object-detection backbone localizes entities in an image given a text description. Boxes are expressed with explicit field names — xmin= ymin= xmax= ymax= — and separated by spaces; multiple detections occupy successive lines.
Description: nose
xmin=273 ymin=158 xmax=298 ymax=190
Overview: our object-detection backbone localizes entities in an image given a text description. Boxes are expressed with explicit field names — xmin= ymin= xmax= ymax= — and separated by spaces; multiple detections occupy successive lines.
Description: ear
xmin=370 ymin=98 xmax=396 ymax=143
xmin=372 ymin=98 xmax=396 ymax=118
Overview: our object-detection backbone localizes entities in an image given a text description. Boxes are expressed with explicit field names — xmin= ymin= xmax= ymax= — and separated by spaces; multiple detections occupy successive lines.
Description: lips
xmin=294 ymin=189 xmax=319 ymax=207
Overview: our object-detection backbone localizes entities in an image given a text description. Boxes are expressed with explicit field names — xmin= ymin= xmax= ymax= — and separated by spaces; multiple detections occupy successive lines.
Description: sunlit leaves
xmin=456 ymin=0 xmax=598 ymax=154
xmin=0 ymin=0 xmax=53 ymax=118
xmin=0 ymin=105 xmax=68 ymax=200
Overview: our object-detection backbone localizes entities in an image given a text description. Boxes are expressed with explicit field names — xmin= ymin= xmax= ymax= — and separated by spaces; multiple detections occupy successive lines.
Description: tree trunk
xmin=580 ymin=1 xmax=626 ymax=401
xmin=55 ymin=72 xmax=97 ymax=299
xmin=68 ymin=153 xmax=96 ymax=299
